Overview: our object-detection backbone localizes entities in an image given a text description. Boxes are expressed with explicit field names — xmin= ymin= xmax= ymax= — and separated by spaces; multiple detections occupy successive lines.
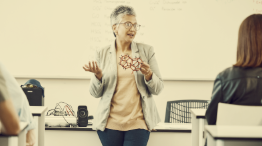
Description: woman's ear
xmin=112 ymin=25 xmax=118 ymax=35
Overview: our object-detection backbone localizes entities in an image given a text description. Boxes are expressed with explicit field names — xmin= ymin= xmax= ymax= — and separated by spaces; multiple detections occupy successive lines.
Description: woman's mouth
xmin=127 ymin=34 xmax=134 ymax=38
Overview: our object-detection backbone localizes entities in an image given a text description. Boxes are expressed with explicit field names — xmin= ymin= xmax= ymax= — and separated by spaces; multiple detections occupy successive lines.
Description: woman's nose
xmin=130 ymin=25 xmax=136 ymax=31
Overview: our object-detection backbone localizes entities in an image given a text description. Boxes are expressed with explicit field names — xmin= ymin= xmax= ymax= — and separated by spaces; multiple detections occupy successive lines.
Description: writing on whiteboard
xmin=149 ymin=0 xmax=188 ymax=12
xmin=253 ymin=0 xmax=262 ymax=4
xmin=215 ymin=0 xmax=234 ymax=3
xmin=253 ymin=0 xmax=262 ymax=13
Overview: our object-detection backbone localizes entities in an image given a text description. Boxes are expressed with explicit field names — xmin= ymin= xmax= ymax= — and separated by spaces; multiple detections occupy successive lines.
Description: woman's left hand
xmin=140 ymin=62 xmax=152 ymax=81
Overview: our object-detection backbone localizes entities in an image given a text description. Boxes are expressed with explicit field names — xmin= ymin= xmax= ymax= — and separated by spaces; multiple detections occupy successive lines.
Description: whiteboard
xmin=0 ymin=0 xmax=261 ymax=80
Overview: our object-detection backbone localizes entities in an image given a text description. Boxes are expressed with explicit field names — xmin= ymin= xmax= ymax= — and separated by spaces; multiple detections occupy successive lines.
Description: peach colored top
xmin=105 ymin=52 xmax=148 ymax=131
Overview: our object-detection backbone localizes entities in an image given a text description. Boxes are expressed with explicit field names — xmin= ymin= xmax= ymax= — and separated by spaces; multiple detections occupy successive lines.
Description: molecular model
xmin=119 ymin=54 xmax=143 ymax=74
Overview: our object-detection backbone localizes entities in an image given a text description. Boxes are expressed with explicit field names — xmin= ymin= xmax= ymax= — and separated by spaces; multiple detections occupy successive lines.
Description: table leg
xmin=38 ymin=114 xmax=45 ymax=146
xmin=192 ymin=115 xmax=199 ymax=146
xmin=216 ymin=140 xmax=225 ymax=146
xmin=199 ymin=119 xmax=204 ymax=146
xmin=18 ymin=130 xmax=26 ymax=146
xmin=33 ymin=116 xmax=39 ymax=146
xmin=206 ymin=131 xmax=216 ymax=146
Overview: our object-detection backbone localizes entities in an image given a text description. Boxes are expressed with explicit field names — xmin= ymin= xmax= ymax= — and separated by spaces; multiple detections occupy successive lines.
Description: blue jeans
xmin=97 ymin=128 xmax=150 ymax=146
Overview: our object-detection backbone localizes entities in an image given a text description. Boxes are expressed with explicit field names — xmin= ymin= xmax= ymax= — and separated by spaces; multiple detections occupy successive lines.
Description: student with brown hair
xmin=206 ymin=14 xmax=262 ymax=125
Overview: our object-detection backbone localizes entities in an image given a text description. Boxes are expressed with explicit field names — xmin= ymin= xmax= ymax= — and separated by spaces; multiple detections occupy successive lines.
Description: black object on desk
xmin=22 ymin=88 xmax=44 ymax=106
xmin=77 ymin=105 xmax=88 ymax=127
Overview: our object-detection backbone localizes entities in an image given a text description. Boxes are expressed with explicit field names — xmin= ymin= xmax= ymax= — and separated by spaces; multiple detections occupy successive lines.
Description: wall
xmin=2 ymin=0 xmax=261 ymax=80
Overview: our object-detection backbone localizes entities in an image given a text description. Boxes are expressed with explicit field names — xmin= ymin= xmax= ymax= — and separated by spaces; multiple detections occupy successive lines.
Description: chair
xmin=165 ymin=99 xmax=209 ymax=123
xmin=205 ymin=103 xmax=262 ymax=146
xmin=217 ymin=103 xmax=262 ymax=126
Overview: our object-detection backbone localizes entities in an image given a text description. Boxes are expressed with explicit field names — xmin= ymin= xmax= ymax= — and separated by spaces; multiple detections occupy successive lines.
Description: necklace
xmin=117 ymin=50 xmax=131 ymax=56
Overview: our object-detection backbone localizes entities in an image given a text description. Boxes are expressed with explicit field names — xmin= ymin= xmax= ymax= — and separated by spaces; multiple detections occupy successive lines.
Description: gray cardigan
xmin=89 ymin=41 xmax=164 ymax=131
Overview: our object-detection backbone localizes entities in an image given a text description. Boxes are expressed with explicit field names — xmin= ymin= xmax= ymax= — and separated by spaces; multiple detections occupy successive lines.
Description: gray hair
xmin=110 ymin=5 xmax=136 ymax=37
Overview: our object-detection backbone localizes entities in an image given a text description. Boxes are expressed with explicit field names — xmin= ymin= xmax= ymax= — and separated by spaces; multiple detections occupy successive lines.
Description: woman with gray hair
xmin=83 ymin=5 xmax=164 ymax=146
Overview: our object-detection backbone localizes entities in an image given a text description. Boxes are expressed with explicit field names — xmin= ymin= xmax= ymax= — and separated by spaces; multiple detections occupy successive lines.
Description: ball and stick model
xmin=118 ymin=54 xmax=143 ymax=74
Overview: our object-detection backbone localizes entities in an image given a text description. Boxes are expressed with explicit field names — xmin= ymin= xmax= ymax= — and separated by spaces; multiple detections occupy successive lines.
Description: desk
xmin=30 ymin=106 xmax=48 ymax=146
xmin=45 ymin=123 xmax=192 ymax=146
xmin=0 ymin=122 xmax=28 ymax=146
xmin=191 ymin=109 xmax=206 ymax=146
xmin=205 ymin=125 xmax=262 ymax=146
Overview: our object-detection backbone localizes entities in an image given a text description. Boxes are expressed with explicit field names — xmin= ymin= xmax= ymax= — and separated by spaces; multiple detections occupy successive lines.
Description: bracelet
xmin=145 ymin=71 xmax=152 ymax=77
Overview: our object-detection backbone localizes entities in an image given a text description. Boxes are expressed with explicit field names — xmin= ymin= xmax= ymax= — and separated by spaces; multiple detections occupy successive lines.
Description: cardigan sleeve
xmin=144 ymin=46 xmax=164 ymax=95
xmin=89 ymin=49 xmax=104 ymax=98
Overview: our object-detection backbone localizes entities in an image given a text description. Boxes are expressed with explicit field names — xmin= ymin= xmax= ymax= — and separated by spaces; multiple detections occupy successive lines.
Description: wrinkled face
xmin=113 ymin=15 xmax=137 ymax=43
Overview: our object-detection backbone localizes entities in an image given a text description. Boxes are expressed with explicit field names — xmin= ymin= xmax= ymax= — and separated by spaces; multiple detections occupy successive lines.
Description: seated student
xmin=0 ymin=91 xmax=20 ymax=135
xmin=206 ymin=14 xmax=262 ymax=125
xmin=0 ymin=61 xmax=36 ymax=146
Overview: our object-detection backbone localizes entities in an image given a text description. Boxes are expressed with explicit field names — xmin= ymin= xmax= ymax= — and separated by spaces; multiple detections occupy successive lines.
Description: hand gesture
xmin=140 ymin=62 xmax=152 ymax=81
xmin=83 ymin=61 xmax=102 ymax=80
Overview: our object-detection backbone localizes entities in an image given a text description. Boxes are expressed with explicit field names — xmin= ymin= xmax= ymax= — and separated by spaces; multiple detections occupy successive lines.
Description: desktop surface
xmin=206 ymin=125 xmax=262 ymax=140
xmin=45 ymin=122 xmax=192 ymax=132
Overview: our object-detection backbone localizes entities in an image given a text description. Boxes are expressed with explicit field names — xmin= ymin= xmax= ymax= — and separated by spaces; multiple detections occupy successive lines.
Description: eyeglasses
xmin=116 ymin=22 xmax=141 ymax=31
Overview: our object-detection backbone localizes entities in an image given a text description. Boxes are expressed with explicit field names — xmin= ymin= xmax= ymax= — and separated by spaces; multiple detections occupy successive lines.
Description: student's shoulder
xmin=0 ymin=62 xmax=15 ymax=101
xmin=217 ymin=66 xmax=259 ymax=82
xmin=0 ymin=61 xmax=11 ymax=81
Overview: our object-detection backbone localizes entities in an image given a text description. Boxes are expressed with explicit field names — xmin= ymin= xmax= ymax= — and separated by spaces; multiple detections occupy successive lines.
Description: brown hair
xmin=234 ymin=14 xmax=262 ymax=67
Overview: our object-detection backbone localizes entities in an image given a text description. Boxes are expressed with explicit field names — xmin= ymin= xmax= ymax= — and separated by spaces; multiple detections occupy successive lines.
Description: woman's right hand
xmin=83 ymin=61 xmax=102 ymax=80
